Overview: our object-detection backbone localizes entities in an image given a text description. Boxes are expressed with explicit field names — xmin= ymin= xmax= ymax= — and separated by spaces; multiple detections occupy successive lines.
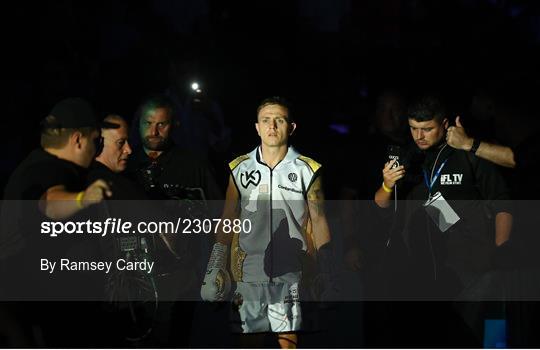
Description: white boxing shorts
xmin=230 ymin=280 xmax=302 ymax=333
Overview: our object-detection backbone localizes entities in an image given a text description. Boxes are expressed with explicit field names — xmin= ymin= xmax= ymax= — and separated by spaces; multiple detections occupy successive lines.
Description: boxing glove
xmin=201 ymin=242 xmax=231 ymax=301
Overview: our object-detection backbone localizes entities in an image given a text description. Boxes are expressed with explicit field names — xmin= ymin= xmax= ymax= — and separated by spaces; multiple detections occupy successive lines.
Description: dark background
xmin=2 ymin=0 xmax=540 ymax=193
xmin=2 ymin=1 xmax=540 ymax=347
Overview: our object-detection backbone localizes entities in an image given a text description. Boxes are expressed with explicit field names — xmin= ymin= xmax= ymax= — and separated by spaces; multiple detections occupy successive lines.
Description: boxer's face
xmin=256 ymin=104 xmax=296 ymax=148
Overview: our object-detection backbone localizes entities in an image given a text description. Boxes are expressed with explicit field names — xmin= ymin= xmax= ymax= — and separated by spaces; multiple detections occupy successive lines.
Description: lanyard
xmin=423 ymin=158 xmax=448 ymax=194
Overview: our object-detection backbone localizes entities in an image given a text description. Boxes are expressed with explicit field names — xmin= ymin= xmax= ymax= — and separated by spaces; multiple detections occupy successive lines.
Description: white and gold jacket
xmin=229 ymin=146 xmax=321 ymax=283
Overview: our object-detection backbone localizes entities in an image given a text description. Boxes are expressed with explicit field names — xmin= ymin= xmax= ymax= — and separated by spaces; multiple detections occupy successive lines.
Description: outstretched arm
xmin=447 ymin=116 xmax=515 ymax=168
xmin=39 ymin=180 xmax=112 ymax=220
xmin=473 ymin=143 xmax=515 ymax=169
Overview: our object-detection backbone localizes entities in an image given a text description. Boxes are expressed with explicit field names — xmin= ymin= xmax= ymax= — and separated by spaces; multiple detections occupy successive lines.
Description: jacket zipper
xmin=269 ymin=167 xmax=273 ymax=283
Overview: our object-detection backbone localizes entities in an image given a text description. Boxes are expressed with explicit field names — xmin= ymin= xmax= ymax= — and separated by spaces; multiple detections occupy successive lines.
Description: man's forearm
xmin=495 ymin=212 xmax=513 ymax=246
xmin=446 ymin=119 xmax=515 ymax=168
xmin=215 ymin=216 xmax=236 ymax=246
xmin=216 ymin=177 xmax=239 ymax=246
xmin=40 ymin=188 xmax=83 ymax=220
xmin=475 ymin=142 xmax=516 ymax=169
xmin=374 ymin=186 xmax=392 ymax=208
xmin=307 ymin=176 xmax=331 ymax=250
xmin=311 ymin=215 xmax=331 ymax=251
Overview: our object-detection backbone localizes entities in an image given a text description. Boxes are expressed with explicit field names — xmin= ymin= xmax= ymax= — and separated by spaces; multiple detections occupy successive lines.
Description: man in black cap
xmin=3 ymin=97 xmax=113 ymax=208
xmin=0 ymin=97 xmax=114 ymax=346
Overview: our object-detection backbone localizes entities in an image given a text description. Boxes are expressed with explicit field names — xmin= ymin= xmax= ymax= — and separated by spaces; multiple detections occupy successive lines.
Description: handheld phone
xmin=388 ymin=145 xmax=401 ymax=169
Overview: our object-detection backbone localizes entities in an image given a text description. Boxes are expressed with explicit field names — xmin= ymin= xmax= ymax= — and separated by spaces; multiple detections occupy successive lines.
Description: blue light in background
xmin=329 ymin=123 xmax=350 ymax=135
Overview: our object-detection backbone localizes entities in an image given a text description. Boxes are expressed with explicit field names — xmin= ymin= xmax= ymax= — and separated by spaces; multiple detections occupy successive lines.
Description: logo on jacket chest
xmin=440 ymin=173 xmax=463 ymax=185
xmin=240 ymin=170 xmax=261 ymax=188
xmin=288 ymin=173 xmax=298 ymax=182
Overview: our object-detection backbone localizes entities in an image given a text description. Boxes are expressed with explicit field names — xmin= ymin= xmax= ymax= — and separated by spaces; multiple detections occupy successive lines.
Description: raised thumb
xmin=455 ymin=116 xmax=463 ymax=128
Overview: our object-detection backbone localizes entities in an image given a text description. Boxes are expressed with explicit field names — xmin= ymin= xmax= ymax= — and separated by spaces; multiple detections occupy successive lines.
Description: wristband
xmin=76 ymin=191 xmax=85 ymax=209
xmin=470 ymin=139 xmax=481 ymax=154
xmin=382 ymin=182 xmax=394 ymax=193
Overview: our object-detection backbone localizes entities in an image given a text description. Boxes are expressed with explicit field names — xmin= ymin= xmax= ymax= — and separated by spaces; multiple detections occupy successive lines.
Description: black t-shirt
xmin=0 ymin=149 xmax=92 ymax=297
xmin=1 ymin=149 xmax=87 ymax=257
xmin=3 ymin=148 xmax=86 ymax=200
xmin=398 ymin=144 xmax=511 ymax=296
xmin=413 ymin=143 xmax=510 ymax=206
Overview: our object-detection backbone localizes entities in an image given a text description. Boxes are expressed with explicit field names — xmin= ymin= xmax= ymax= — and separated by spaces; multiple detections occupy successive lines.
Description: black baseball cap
xmin=41 ymin=97 xmax=118 ymax=129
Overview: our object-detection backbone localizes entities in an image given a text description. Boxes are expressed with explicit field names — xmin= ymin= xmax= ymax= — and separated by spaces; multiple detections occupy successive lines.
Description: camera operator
xmin=128 ymin=94 xmax=222 ymax=201
xmin=86 ymin=114 xmax=179 ymax=346
xmin=126 ymin=94 xmax=223 ymax=346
